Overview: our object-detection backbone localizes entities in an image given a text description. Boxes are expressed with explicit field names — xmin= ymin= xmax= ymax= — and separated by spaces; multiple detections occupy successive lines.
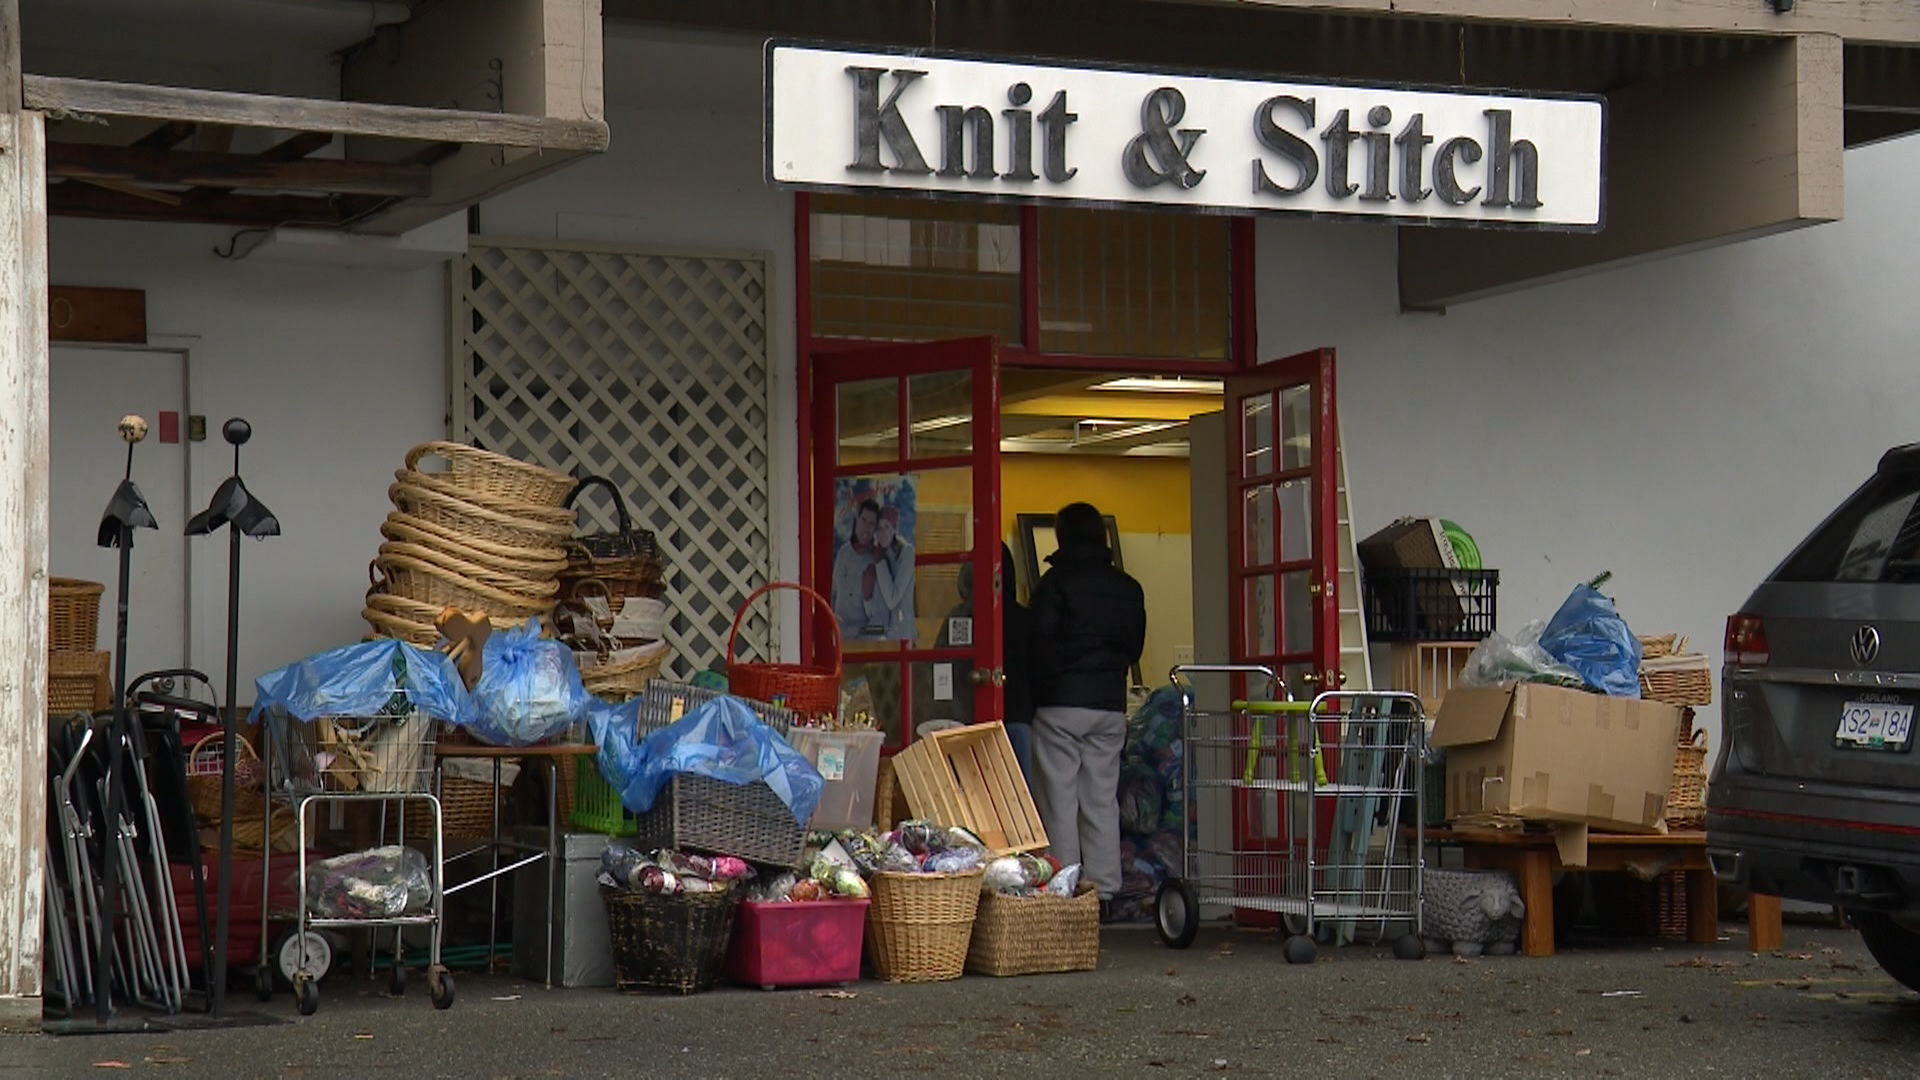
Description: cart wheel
xmin=275 ymin=929 xmax=334 ymax=988
xmin=294 ymin=975 xmax=319 ymax=1016
xmin=253 ymin=966 xmax=274 ymax=1002
xmin=1392 ymin=933 xmax=1426 ymax=961
xmin=388 ymin=962 xmax=407 ymax=997
xmin=428 ymin=966 xmax=455 ymax=1011
xmin=1155 ymin=879 xmax=1200 ymax=950
xmin=1282 ymin=934 xmax=1318 ymax=965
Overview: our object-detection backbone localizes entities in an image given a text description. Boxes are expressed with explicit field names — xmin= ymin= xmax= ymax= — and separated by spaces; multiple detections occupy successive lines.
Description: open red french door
xmin=1225 ymin=347 xmax=1341 ymax=917
xmin=808 ymin=336 xmax=1003 ymax=753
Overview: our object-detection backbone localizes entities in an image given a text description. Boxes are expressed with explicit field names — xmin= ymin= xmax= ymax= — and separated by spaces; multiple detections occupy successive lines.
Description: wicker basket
xmin=376 ymin=541 xmax=562 ymax=596
xmin=1637 ymin=633 xmax=1683 ymax=661
xmin=864 ymin=868 xmax=985 ymax=983
xmin=381 ymin=513 xmax=570 ymax=570
xmin=578 ymin=642 xmax=672 ymax=704
xmin=364 ymin=593 xmax=527 ymax=632
xmin=1666 ymin=728 xmax=1708 ymax=830
xmin=1640 ymin=652 xmax=1713 ymax=707
xmin=369 ymin=556 xmax=554 ymax=619
xmin=603 ymin=886 xmax=741 ymax=995
xmin=47 ymin=650 xmax=109 ymax=715
xmin=388 ymin=481 xmax=576 ymax=551
xmin=232 ymin=804 xmax=302 ymax=854
xmin=727 ymin=582 xmax=842 ymax=718
xmin=555 ymin=476 xmax=665 ymax=617
xmin=404 ymin=441 xmax=576 ymax=509
xmin=49 ymin=578 xmax=104 ymax=653
xmin=874 ymin=756 xmax=912 ymax=832
xmin=632 ymin=773 xmax=807 ymax=868
xmin=1648 ymin=869 xmax=1690 ymax=939
xmin=966 ymin=883 xmax=1101 ymax=977
xmin=184 ymin=734 xmax=268 ymax=826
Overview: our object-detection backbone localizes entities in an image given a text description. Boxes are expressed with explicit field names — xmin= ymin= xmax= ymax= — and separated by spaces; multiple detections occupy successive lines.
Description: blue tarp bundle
xmin=588 ymin=694 xmax=824 ymax=826
xmin=249 ymin=639 xmax=475 ymax=726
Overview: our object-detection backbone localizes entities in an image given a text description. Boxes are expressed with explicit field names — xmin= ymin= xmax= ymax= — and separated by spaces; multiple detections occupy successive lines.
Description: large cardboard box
xmin=1431 ymin=684 xmax=1682 ymax=837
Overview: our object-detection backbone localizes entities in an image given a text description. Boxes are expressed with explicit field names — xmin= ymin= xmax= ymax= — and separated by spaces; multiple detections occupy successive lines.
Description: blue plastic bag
xmin=468 ymin=619 xmax=594 ymax=747
xmin=249 ymin=639 xmax=475 ymax=726
xmin=600 ymin=695 xmax=824 ymax=826
xmin=1538 ymin=585 xmax=1643 ymax=698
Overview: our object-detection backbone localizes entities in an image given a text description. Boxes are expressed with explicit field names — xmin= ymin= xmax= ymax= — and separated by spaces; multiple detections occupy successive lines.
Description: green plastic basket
xmin=571 ymin=755 xmax=638 ymax=836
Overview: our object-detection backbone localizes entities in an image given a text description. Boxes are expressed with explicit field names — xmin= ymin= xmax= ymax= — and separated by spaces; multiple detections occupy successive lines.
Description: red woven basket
xmin=726 ymin=582 xmax=841 ymax=718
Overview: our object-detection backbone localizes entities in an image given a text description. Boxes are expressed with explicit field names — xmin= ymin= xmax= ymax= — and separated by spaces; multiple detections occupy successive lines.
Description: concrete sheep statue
xmin=1422 ymin=868 xmax=1526 ymax=958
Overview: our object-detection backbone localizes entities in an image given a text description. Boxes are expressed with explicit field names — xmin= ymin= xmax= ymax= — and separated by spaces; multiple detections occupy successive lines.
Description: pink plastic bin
xmin=725 ymin=898 xmax=869 ymax=990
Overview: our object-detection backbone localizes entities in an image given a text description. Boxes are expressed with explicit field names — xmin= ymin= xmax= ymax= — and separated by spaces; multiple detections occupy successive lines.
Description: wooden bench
xmin=1425 ymin=828 xmax=1785 ymax=958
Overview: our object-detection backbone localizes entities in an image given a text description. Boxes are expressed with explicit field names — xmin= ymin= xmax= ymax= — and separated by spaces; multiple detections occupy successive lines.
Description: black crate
xmin=1363 ymin=568 xmax=1498 ymax=643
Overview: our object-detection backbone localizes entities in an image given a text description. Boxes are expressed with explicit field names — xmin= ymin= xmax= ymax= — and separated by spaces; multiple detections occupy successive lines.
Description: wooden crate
xmin=1388 ymin=642 xmax=1477 ymax=717
xmin=891 ymin=722 xmax=1047 ymax=856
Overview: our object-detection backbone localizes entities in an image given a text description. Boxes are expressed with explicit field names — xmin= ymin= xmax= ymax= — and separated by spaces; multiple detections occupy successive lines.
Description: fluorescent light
xmin=1089 ymin=377 xmax=1224 ymax=394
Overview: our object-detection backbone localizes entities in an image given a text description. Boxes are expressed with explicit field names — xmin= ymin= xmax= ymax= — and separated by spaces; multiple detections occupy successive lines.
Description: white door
xmin=49 ymin=346 xmax=191 ymax=686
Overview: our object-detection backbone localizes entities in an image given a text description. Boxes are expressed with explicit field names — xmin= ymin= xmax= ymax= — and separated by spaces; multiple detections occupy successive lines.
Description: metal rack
xmin=260 ymin=700 xmax=453 ymax=1015
xmin=1155 ymin=665 xmax=1429 ymax=963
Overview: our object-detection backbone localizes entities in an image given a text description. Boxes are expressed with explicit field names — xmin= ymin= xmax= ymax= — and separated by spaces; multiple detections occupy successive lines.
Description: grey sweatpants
xmin=1031 ymin=705 xmax=1125 ymax=899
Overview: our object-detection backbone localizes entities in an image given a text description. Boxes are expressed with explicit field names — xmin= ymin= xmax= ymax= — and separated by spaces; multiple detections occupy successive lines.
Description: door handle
xmin=969 ymin=667 xmax=1005 ymax=688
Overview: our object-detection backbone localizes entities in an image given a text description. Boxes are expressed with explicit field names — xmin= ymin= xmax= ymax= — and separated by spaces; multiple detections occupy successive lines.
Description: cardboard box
xmin=1431 ymin=684 xmax=1682 ymax=840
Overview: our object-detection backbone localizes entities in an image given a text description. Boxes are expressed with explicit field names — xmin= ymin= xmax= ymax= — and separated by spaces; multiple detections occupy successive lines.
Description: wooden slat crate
xmin=1388 ymin=642 xmax=1477 ymax=717
xmin=891 ymin=722 xmax=1047 ymax=856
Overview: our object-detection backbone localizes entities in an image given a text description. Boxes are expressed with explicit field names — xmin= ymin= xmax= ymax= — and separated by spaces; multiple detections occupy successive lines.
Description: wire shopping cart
xmin=1155 ymin=665 xmax=1429 ymax=963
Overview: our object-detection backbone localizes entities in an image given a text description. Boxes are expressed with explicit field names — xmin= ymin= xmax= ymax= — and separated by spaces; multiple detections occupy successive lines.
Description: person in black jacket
xmin=1029 ymin=502 xmax=1146 ymax=920
xmin=999 ymin=540 xmax=1036 ymax=781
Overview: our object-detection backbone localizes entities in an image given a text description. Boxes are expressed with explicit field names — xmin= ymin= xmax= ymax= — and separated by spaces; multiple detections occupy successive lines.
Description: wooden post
xmin=0 ymin=0 xmax=52 ymax=1020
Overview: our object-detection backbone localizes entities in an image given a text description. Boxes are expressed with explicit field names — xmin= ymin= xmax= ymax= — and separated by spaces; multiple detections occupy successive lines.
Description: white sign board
xmin=768 ymin=45 xmax=1606 ymax=230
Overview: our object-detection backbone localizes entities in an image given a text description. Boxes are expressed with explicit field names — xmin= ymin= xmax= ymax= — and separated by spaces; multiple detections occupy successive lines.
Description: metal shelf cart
xmin=1155 ymin=665 xmax=1429 ymax=963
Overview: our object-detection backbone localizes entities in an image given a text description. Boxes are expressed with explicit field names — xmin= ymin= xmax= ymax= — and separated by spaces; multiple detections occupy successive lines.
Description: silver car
xmin=1709 ymin=445 xmax=1920 ymax=992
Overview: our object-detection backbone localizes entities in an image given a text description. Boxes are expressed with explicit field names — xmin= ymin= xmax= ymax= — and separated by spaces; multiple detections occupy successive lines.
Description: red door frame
xmin=794 ymin=192 xmax=1260 ymax=669
xmin=808 ymin=337 xmax=1004 ymax=744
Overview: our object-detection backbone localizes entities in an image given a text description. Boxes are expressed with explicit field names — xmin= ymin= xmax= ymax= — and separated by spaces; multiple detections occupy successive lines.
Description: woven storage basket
xmin=555 ymin=477 xmax=665 ymax=617
xmin=395 ymin=469 xmax=580 ymax=526
xmin=603 ymin=886 xmax=741 ymax=995
xmin=49 ymin=578 xmax=104 ymax=653
xmin=47 ymin=650 xmax=109 ymax=714
xmin=388 ymin=481 xmax=575 ymax=551
xmin=362 ymin=606 xmax=439 ymax=647
xmin=184 ymin=734 xmax=268 ymax=826
xmin=1647 ymin=869 xmax=1690 ymax=939
xmin=376 ymin=541 xmax=561 ymax=596
xmin=966 ymin=883 xmax=1100 ymax=977
xmin=631 ymin=774 xmax=806 ymax=868
xmin=1637 ymin=633 xmax=1681 ymax=661
xmin=381 ymin=514 xmax=569 ymax=574
xmin=727 ymin=582 xmax=842 ymax=719
xmin=405 ymin=441 xmax=576 ymax=508
xmin=232 ymin=804 xmax=301 ymax=854
xmin=865 ymin=868 xmax=985 ymax=983
xmin=1666 ymin=728 xmax=1708 ymax=830
xmin=1640 ymin=652 xmax=1713 ymax=707
xmin=369 ymin=556 xmax=554 ymax=619
xmin=364 ymin=593 xmax=526 ymax=632
xmin=578 ymin=642 xmax=672 ymax=704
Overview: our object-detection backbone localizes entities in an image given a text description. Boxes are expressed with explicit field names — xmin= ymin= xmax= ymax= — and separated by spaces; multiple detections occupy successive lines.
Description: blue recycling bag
xmin=466 ymin=619 xmax=594 ymax=747
xmin=249 ymin=639 xmax=476 ymax=726
xmin=590 ymin=694 xmax=824 ymax=826
xmin=1538 ymin=584 xmax=1643 ymax=698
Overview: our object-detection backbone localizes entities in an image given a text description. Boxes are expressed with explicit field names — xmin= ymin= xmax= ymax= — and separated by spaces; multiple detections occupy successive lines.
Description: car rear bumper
xmin=1709 ymin=772 xmax=1920 ymax=914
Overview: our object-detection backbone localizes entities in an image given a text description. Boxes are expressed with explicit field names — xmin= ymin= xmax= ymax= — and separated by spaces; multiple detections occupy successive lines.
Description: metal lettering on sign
xmin=768 ymin=44 xmax=1606 ymax=230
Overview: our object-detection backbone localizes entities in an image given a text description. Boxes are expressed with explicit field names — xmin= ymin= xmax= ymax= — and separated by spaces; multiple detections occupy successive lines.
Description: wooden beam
xmin=46 ymin=142 xmax=432 ymax=198
xmin=23 ymin=75 xmax=610 ymax=152
xmin=259 ymin=131 xmax=333 ymax=162
xmin=48 ymin=286 xmax=145 ymax=345
xmin=1399 ymin=34 xmax=1844 ymax=311
xmin=47 ymin=181 xmax=364 ymax=228
xmin=130 ymin=121 xmax=197 ymax=150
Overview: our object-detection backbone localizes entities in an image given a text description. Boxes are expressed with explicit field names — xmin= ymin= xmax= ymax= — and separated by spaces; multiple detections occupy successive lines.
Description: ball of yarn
xmin=118 ymin=415 xmax=149 ymax=443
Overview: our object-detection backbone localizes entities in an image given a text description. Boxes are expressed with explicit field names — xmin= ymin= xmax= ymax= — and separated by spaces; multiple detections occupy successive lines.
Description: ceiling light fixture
xmin=1089 ymin=376 xmax=1224 ymax=395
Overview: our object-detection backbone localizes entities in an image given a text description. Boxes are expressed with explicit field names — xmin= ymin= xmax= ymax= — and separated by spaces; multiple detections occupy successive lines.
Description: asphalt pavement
xmin=6 ymin=921 xmax=1917 ymax=1079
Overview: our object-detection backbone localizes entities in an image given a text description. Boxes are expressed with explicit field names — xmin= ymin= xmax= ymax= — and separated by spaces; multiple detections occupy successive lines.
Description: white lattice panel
xmin=452 ymin=240 xmax=774 ymax=673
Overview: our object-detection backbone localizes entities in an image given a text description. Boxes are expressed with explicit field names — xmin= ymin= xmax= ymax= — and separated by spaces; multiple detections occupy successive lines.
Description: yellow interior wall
xmin=1000 ymin=456 xmax=1192 ymax=539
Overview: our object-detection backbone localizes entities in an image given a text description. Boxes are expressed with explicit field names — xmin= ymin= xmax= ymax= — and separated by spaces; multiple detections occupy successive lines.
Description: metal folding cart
xmin=1155 ymin=665 xmax=1429 ymax=962
xmin=261 ymin=698 xmax=452 ymax=1016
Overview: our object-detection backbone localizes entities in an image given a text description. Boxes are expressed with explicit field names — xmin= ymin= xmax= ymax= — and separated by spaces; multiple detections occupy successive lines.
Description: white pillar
xmin=0 ymin=106 xmax=52 ymax=1021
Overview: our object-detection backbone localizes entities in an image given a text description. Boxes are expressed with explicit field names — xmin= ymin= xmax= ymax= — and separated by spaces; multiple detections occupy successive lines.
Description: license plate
xmin=1835 ymin=700 xmax=1916 ymax=751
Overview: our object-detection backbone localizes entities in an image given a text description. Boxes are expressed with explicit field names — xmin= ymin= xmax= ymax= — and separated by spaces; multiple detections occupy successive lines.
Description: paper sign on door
xmin=933 ymin=664 xmax=954 ymax=701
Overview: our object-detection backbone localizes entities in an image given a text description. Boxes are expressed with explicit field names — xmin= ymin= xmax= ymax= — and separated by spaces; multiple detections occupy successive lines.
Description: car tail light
xmin=1726 ymin=613 xmax=1770 ymax=666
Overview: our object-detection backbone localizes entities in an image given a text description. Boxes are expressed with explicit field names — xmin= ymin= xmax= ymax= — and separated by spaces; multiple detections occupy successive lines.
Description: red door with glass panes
xmin=1226 ymin=348 xmax=1341 ymax=915
xmin=810 ymin=337 xmax=1004 ymax=752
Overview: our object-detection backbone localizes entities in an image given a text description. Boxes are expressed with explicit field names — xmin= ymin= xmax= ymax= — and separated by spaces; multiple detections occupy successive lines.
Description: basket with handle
xmin=1665 ymin=728 xmax=1709 ymax=829
xmin=404 ymin=441 xmax=577 ymax=509
xmin=184 ymin=732 xmax=268 ymax=826
xmin=49 ymin=578 xmax=105 ymax=653
xmin=556 ymin=476 xmax=665 ymax=616
xmin=726 ymin=582 xmax=841 ymax=719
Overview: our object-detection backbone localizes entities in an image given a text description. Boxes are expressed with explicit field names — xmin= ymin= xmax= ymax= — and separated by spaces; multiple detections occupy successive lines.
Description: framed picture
xmin=1013 ymin=511 xmax=1142 ymax=688
xmin=829 ymin=475 xmax=918 ymax=643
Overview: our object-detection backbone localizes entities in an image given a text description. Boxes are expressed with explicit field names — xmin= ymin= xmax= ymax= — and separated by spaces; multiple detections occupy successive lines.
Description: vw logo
xmin=1852 ymin=625 xmax=1882 ymax=667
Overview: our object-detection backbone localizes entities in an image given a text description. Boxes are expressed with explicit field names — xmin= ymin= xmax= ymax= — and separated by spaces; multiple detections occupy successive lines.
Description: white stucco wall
xmin=1259 ymin=133 xmax=1920 ymax=749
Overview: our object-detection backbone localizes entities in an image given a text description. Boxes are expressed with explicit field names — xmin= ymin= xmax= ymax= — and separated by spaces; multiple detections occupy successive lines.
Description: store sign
xmin=767 ymin=45 xmax=1606 ymax=230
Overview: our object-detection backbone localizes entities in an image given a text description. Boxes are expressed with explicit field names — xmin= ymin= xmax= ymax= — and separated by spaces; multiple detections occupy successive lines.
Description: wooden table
xmin=433 ymin=742 xmax=598 ymax=988
xmin=1425 ymin=828 xmax=1785 ymax=958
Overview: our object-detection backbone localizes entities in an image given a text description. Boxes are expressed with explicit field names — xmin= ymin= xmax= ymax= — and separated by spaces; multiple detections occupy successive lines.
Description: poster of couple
xmin=829 ymin=475 xmax=917 ymax=643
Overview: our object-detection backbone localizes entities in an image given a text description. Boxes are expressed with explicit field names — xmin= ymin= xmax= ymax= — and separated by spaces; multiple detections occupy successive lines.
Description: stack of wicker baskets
xmin=1639 ymin=635 xmax=1712 ymax=831
xmin=363 ymin=442 xmax=579 ymax=645
xmin=48 ymin=578 xmax=109 ymax=716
